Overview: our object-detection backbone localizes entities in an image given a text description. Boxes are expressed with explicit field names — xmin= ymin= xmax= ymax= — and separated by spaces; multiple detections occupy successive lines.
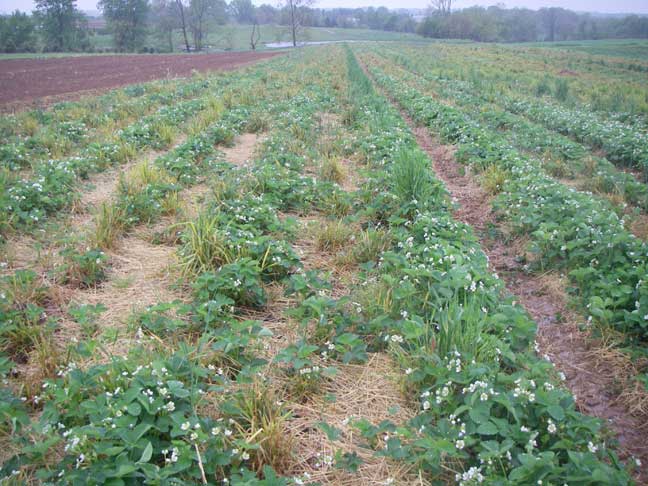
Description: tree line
xmin=1 ymin=0 xmax=647 ymax=54
xmin=417 ymin=6 xmax=648 ymax=42
xmin=0 ymin=0 xmax=417 ymax=53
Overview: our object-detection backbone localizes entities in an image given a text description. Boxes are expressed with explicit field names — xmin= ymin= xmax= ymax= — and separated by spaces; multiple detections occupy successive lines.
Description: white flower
xmin=588 ymin=441 xmax=598 ymax=453
xmin=547 ymin=420 xmax=557 ymax=434
xmin=455 ymin=439 xmax=465 ymax=450
xmin=181 ymin=421 xmax=191 ymax=431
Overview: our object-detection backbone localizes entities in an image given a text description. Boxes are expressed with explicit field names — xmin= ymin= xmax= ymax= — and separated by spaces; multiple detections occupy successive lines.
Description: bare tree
xmin=188 ymin=0 xmax=210 ymax=50
xmin=151 ymin=0 xmax=178 ymax=52
xmin=250 ymin=19 xmax=260 ymax=50
xmin=175 ymin=0 xmax=190 ymax=51
xmin=174 ymin=0 xmax=226 ymax=51
xmin=428 ymin=0 xmax=451 ymax=16
xmin=284 ymin=0 xmax=314 ymax=47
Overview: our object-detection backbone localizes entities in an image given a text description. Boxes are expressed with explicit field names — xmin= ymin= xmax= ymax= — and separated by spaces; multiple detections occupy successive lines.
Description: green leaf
xmin=317 ymin=421 xmax=342 ymax=441
xmin=138 ymin=441 xmax=153 ymax=463
xmin=547 ymin=405 xmax=565 ymax=421
xmin=476 ymin=421 xmax=498 ymax=436
xmin=468 ymin=402 xmax=492 ymax=424
xmin=127 ymin=402 xmax=142 ymax=416
xmin=114 ymin=464 xmax=137 ymax=477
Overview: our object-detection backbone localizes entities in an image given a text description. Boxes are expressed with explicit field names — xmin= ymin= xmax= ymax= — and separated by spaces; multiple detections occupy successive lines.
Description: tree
xmin=173 ymin=0 xmax=226 ymax=51
xmin=34 ymin=0 xmax=88 ymax=51
xmin=283 ymin=0 xmax=314 ymax=48
xmin=151 ymin=0 xmax=178 ymax=51
xmin=187 ymin=0 xmax=209 ymax=50
xmin=230 ymin=0 xmax=255 ymax=23
xmin=540 ymin=7 xmax=560 ymax=41
xmin=98 ymin=0 xmax=149 ymax=52
xmin=428 ymin=0 xmax=451 ymax=16
xmin=175 ymin=0 xmax=190 ymax=51
xmin=0 ymin=11 xmax=37 ymax=53
xmin=255 ymin=4 xmax=278 ymax=24
xmin=249 ymin=19 xmax=260 ymax=50
xmin=189 ymin=0 xmax=226 ymax=50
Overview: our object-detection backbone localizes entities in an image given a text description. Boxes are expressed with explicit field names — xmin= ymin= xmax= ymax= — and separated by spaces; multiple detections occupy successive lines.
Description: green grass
xmin=127 ymin=24 xmax=423 ymax=52
xmin=515 ymin=39 xmax=648 ymax=62
xmin=0 ymin=25 xmax=424 ymax=59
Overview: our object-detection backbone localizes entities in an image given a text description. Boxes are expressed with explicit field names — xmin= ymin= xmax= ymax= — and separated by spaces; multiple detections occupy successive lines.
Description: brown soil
xmin=0 ymin=51 xmax=282 ymax=109
xmin=221 ymin=133 xmax=265 ymax=167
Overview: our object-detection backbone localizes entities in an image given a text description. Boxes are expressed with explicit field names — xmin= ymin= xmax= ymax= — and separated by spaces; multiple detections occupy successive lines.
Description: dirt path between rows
xmin=358 ymin=59 xmax=648 ymax=481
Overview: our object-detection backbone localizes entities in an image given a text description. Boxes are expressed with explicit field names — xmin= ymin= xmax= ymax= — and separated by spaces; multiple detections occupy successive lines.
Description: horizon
xmin=2 ymin=0 xmax=648 ymax=15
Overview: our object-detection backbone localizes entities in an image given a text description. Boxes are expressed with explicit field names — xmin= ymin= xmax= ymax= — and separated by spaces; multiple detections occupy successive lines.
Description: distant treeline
xmin=417 ymin=7 xmax=648 ymax=42
xmin=0 ymin=0 xmax=416 ymax=54
xmin=1 ymin=0 xmax=647 ymax=54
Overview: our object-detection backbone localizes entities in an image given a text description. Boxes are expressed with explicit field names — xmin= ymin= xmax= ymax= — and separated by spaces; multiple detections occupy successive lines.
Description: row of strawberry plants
xmin=381 ymin=45 xmax=648 ymax=176
xmin=0 ymin=97 xmax=205 ymax=236
xmin=0 ymin=93 xmax=261 ymax=378
xmin=0 ymin=57 xmax=290 ymax=239
xmin=363 ymin=57 xmax=648 ymax=354
xmin=372 ymin=48 xmax=648 ymax=213
xmin=380 ymin=44 xmax=648 ymax=177
xmin=343 ymin=47 xmax=633 ymax=484
xmin=503 ymin=97 xmax=648 ymax=177
xmin=0 ymin=48 xmax=347 ymax=485
xmin=0 ymin=76 xmax=219 ymax=171
xmin=392 ymin=43 xmax=648 ymax=126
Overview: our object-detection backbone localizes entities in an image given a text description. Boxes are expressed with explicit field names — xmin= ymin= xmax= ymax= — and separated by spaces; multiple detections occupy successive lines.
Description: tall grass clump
xmin=391 ymin=148 xmax=443 ymax=213
xmin=91 ymin=202 xmax=126 ymax=250
xmin=178 ymin=213 xmax=236 ymax=278
xmin=319 ymin=157 xmax=346 ymax=184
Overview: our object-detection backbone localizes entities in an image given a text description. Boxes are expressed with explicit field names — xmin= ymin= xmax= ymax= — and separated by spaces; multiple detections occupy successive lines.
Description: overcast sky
xmin=2 ymin=0 xmax=647 ymax=15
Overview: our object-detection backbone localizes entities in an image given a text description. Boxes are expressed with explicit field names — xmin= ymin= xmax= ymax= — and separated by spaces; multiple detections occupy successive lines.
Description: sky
xmin=2 ymin=0 xmax=647 ymax=15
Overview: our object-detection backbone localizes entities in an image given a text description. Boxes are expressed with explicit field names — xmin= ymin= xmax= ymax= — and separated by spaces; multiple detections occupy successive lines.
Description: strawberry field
xmin=0 ymin=43 xmax=646 ymax=485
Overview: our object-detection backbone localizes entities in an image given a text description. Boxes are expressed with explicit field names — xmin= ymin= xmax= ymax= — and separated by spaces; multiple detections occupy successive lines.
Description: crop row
xmin=0 ymin=57 xmax=295 ymax=238
xmin=341 ymin=47 xmax=631 ymax=484
xmin=0 ymin=44 xmax=637 ymax=485
xmin=380 ymin=45 xmax=648 ymax=179
xmin=371 ymin=48 xmax=648 ymax=213
xmin=0 ymin=47 xmax=353 ymax=484
xmin=362 ymin=54 xmax=648 ymax=359
xmin=394 ymin=43 xmax=648 ymax=123
xmin=0 ymin=76 xmax=219 ymax=170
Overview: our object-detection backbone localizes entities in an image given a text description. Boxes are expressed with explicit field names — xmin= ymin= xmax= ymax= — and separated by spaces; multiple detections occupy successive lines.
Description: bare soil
xmin=0 ymin=51 xmax=282 ymax=109
xmin=221 ymin=133 xmax=265 ymax=167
